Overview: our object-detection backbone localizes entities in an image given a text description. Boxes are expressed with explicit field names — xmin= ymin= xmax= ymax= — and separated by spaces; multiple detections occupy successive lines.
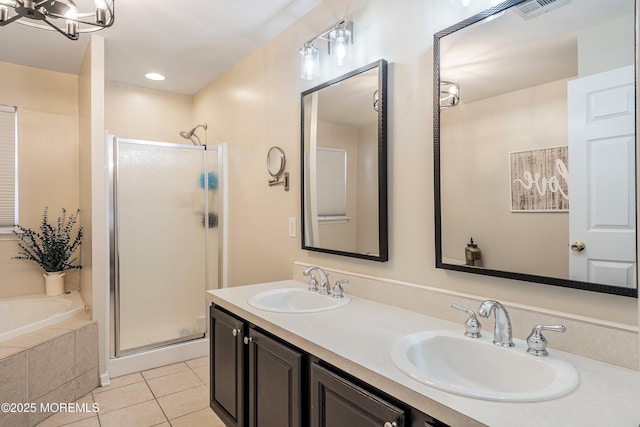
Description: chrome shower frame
xmin=108 ymin=136 xmax=224 ymax=358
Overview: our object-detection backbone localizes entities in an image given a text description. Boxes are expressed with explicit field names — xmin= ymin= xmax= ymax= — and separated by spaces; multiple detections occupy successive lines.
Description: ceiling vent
xmin=515 ymin=0 xmax=571 ymax=19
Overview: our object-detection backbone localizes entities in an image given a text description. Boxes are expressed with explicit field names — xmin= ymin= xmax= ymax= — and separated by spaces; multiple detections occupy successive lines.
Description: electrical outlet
xmin=288 ymin=218 xmax=297 ymax=237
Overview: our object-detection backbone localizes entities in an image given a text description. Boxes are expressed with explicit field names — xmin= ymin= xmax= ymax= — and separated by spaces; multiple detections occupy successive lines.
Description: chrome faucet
xmin=478 ymin=300 xmax=514 ymax=347
xmin=303 ymin=266 xmax=330 ymax=295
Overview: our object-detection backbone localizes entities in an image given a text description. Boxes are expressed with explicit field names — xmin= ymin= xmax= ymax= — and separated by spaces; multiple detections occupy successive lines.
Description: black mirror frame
xmin=301 ymin=59 xmax=389 ymax=262
xmin=433 ymin=0 xmax=638 ymax=298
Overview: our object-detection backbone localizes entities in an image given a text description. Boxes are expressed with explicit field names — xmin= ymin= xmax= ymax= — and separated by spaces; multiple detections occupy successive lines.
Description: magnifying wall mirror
xmin=267 ymin=146 xmax=289 ymax=191
xmin=434 ymin=0 xmax=637 ymax=297
xmin=301 ymin=59 xmax=388 ymax=261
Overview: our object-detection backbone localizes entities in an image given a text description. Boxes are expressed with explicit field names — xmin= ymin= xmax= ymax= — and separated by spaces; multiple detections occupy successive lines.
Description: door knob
xmin=232 ymin=328 xmax=241 ymax=337
xmin=570 ymin=241 xmax=585 ymax=252
xmin=243 ymin=336 xmax=253 ymax=344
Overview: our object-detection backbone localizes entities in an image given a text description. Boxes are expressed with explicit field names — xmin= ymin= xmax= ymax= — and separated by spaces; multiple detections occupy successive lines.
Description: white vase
xmin=43 ymin=271 xmax=65 ymax=297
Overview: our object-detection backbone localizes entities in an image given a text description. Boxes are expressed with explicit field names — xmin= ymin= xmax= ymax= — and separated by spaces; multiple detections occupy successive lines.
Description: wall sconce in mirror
xmin=299 ymin=20 xmax=354 ymax=80
xmin=267 ymin=146 xmax=289 ymax=191
xmin=440 ymin=81 xmax=460 ymax=108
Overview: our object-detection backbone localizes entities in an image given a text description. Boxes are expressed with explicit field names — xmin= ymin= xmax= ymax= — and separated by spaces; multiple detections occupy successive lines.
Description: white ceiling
xmin=0 ymin=0 xmax=321 ymax=95
xmin=440 ymin=0 xmax=634 ymax=104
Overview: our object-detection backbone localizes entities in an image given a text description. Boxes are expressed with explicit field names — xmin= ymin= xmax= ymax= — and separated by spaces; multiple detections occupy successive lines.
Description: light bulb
xmin=95 ymin=0 xmax=107 ymax=24
xmin=65 ymin=5 xmax=77 ymax=19
xmin=0 ymin=5 xmax=8 ymax=22
xmin=299 ymin=43 xmax=319 ymax=81
xmin=65 ymin=5 xmax=78 ymax=38
xmin=329 ymin=25 xmax=352 ymax=67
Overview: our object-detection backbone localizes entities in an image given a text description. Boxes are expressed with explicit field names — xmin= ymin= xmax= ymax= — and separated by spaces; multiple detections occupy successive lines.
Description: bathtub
xmin=0 ymin=291 xmax=86 ymax=342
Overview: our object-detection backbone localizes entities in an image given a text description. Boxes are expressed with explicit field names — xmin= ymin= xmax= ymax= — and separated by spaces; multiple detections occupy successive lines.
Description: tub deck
xmin=0 ymin=310 xmax=93 ymax=360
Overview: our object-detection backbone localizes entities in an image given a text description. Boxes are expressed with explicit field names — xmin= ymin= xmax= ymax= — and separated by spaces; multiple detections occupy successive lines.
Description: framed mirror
xmin=434 ymin=0 xmax=637 ymax=297
xmin=301 ymin=59 xmax=388 ymax=261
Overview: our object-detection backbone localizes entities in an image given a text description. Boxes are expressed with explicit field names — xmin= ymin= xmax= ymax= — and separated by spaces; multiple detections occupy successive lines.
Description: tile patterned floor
xmin=36 ymin=357 xmax=225 ymax=427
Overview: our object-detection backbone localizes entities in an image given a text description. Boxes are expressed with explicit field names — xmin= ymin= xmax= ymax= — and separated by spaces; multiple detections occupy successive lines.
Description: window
xmin=316 ymin=147 xmax=347 ymax=219
xmin=0 ymin=105 xmax=17 ymax=233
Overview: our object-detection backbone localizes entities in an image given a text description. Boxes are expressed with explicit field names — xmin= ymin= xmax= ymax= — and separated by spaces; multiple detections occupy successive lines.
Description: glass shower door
xmin=114 ymin=139 xmax=211 ymax=354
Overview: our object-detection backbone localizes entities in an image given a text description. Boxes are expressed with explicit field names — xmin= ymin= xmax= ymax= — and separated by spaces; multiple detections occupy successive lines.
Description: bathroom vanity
xmin=207 ymin=280 xmax=640 ymax=427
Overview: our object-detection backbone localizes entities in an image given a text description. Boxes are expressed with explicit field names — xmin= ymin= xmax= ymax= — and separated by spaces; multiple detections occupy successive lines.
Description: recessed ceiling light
xmin=145 ymin=73 xmax=166 ymax=81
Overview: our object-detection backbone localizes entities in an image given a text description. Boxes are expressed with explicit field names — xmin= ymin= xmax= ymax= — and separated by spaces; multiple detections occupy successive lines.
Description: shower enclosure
xmin=109 ymin=137 xmax=224 ymax=357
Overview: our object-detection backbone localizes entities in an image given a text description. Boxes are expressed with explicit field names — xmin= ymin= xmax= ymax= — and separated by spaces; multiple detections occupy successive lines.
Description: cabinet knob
xmin=383 ymin=422 xmax=397 ymax=427
xmin=232 ymin=328 xmax=241 ymax=337
xmin=243 ymin=336 xmax=253 ymax=345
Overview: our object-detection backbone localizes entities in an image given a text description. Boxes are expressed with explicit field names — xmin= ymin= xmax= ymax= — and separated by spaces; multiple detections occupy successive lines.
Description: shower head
xmin=179 ymin=123 xmax=208 ymax=145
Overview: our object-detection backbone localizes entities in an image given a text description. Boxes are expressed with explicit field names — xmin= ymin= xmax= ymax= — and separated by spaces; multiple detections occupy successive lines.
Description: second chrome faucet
xmin=478 ymin=300 xmax=514 ymax=347
xmin=454 ymin=299 xmax=566 ymax=356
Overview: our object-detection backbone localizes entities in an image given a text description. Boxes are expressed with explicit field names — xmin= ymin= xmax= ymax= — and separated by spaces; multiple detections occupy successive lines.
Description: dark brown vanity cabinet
xmin=210 ymin=305 xmax=304 ymax=427
xmin=210 ymin=304 xmax=449 ymax=427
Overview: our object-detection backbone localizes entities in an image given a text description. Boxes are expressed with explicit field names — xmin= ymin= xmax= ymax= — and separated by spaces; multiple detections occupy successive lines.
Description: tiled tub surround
xmin=292 ymin=262 xmax=639 ymax=370
xmin=0 ymin=314 xmax=99 ymax=427
xmin=207 ymin=280 xmax=640 ymax=427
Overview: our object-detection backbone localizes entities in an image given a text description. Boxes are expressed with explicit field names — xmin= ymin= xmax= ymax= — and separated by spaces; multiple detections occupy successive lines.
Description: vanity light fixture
xmin=0 ymin=0 xmax=114 ymax=41
xmin=299 ymin=19 xmax=354 ymax=80
xmin=440 ymin=81 xmax=461 ymax=108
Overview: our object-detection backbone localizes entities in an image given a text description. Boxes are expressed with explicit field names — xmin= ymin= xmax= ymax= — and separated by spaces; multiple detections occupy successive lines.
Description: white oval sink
xmin=248 ymin=288 xmax=350 ymax=313
xmin=390 ymin=330 xmax=579 ymax=402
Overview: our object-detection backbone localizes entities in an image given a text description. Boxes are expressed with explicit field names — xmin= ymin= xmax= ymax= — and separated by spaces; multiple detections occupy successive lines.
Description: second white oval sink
xmin=390 ymin=330 xmax=579 ymax=402
xmin=248 ymin=288 xmax=350 ymax=313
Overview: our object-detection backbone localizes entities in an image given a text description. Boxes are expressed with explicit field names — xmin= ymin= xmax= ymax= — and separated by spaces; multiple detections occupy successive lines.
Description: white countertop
xmin=207 ymin=280 xmax=640 ymax=427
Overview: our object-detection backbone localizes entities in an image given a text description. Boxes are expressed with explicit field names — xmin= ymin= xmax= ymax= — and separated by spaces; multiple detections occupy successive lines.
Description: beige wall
xmin=441 ymin=78 xmax=569 ymax=278
xmin=0 ymin=62 xmax=80 ymax=298
xmin=579 ymin=15 xmax=634 ymax=77
xmin=105 ymin=81 xmax=194 ymax=144
xmin=193 ymin=0 xmax=638 ymax=328
xmin=356 ymin=122 xmax=379 ymax=255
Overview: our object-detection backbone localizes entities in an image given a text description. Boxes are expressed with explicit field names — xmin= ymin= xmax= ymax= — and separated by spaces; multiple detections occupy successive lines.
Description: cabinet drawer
xmin=310 ymin=362 xmax=405 ymax=427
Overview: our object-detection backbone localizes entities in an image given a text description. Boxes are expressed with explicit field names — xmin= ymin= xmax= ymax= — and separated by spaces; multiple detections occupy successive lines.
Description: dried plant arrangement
xmin=13 ymin=207 xmax=83 ymax=273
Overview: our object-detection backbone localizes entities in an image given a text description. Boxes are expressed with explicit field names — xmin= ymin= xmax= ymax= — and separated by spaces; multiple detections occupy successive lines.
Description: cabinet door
xmin=248 ymin=328 xmax=304 ymax=427
xmin=311 ymin=363 xmax=405 ymax=427
xmin=210 ymin=306 xmax=246 ymax=427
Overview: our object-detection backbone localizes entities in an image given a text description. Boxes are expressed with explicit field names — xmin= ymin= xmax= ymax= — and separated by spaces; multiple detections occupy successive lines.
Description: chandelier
xmin=0 ymin=0 xmax=114 ymax=40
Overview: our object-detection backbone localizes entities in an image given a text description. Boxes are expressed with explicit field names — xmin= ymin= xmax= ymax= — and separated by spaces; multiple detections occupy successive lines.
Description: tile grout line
xmin=49 ymin=357 xmax=211 ymax=427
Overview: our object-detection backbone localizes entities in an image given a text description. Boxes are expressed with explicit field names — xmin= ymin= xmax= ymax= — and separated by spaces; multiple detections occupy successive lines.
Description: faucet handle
xmin=526 ymin=324 xmax=566 ymax=357
xmin=306 ymin=273 xmax=318 ymax=292
xmin=451 ymin=304 xmax=482 ymax=338
xmin=332 ymin=279 xmax=349 ymax=299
